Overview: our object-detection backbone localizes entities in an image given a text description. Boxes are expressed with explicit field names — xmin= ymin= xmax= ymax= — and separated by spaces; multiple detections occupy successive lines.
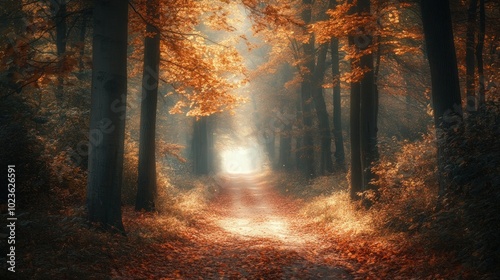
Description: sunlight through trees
xmin=1 ymin=0 xmax=499 ymax=278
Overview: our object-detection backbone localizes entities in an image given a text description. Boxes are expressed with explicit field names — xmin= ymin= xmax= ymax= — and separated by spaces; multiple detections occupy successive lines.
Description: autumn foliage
xmin=1 ymin=0 xmax=499 ymax=279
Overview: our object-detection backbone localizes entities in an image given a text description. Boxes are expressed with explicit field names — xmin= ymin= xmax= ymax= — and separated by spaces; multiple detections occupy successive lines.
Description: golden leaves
xmin=127 ymin=0 xmax=249 ymax=117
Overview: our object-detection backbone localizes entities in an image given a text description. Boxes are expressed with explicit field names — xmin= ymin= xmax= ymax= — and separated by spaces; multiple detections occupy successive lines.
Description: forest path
xmin=183 ymin=172 xmax=354 ymax=279
xmin=113 ymin=172 xmax=355 ymax=279
xmin=213 ymin=172 xmax=312 ymax=247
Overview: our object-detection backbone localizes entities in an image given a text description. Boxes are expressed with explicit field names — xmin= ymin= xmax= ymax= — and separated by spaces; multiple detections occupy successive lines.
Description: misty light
xmin=220 ymin=147 xmax=260 ymax=174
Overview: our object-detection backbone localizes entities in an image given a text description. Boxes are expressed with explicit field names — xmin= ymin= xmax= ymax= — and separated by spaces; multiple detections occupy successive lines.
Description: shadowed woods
xmin=1 ymin=0 xmax=499 ymax=278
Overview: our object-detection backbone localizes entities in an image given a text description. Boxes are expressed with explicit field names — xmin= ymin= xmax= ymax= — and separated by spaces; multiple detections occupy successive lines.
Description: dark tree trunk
xmin=348 ymin=0 xmax=362 ymax=200
xmin=87 ymin=0 xmax=128 ymax=232
xmin=55 ymin=1 xmax=67 ymax=56
xmin=359 ymin=52 xmax=378 ymax=192
xmin=312 ymin=44 xmax=334 ymax=174
xmin=265 ymin=127 xmax=276 ymax=168
xmin=477 ymin=0 xmax=486 ymax=108
xmin=300 ymin=82 xmax=315 ymax=178
xmin=78 ymin=10 xmax=89 ymax=74
xmin=136 ymin=0 xmax=160 ymax=212
xmin=350 ymin=81 xmax=362 ymax=200
xmin=466 ymin=0 xmax=478 ymax=112
xmin=299 ymin=0 xmax=315 ymax=178
xmin=278 ymin=120 xmax=292 ymax=170
xmin=358 ymin=0 xmax=378 ymax=194
xmin=192 ymin=117 xmax=212 ymax=175
xmin=54 ymin=0 xmax=67 ymax=106
xmin=295 ymin=98 xmax=304 ymax=171
xmin=331 ymin=36 xmax=345 ymax=169
xmin=420 ymin=0 xmax=463 ymax=195
xmin=262 ymin=123 xmax=276 ymax=166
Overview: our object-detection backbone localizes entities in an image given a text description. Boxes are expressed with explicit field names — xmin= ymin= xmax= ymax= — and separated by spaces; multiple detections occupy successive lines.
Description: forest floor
xmin=115 ymin=172 xmax=355 ymax=279
xmin=7 ymin=171 xmax=468 ymax=279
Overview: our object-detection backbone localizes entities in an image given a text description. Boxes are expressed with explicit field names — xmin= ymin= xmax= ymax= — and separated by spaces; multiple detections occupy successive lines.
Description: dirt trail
xmin=214 ymin=172 xmax=315 ymax=248
xmin=115 ymin=172 xmax=354 ymax=279
xmin=192 ymin=172 xmax=354 ymax=279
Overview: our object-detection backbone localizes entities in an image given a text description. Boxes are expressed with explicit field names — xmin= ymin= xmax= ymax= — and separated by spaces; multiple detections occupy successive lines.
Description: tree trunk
xmin=331 ymin=36 xmax=345 ymax=169
xmin=87 ymin=0 xmax=128 ymax=232
xmin=136 ymin=0 xmax=160 ymax=212
xmin=54 ymin=0 xmax=67 ymax=106
xmin=312 ymin=44 xmax=334 ymax=174
xmin=78 ymin=10 xmax=89 ymax=74
xmin=466 ymin=0 xmax=478 ymax=112
xmin=295 ymin=98 xmax=304 ymax=171
xmin=278 ymin=119 xmax=292 ymax=170
xmin=300 ymin=82 xmax=315 ymax=178
xmin=348 ymin=0 xmax=362 ymax=200
xmin=477 ymin=0 xmax=486 ymax=108
xmin=299 ymin=0 xmax=315 ymax=178
xmin=420 ymin=0 xmax=463 ymax=195
xmin=193 ymin=117 xmax=211 ymax=175
xmin=265 ymin=125 xmax=276 ymax=168
xmin=358 ymin=0 xmax=378 ymax=194
xmin=350 ymin=81 xmax=362 ymax=200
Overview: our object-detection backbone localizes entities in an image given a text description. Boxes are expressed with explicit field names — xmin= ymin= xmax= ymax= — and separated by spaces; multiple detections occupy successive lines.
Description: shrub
xmin=371 ymin=101 xmax=500 ymax=275
xmin=371 ymin=132 xmax=439 ymax=232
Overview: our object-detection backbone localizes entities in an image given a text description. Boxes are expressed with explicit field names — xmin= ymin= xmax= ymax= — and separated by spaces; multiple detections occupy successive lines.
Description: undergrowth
xmin=293 ymin=101 xmax=500 ymax=279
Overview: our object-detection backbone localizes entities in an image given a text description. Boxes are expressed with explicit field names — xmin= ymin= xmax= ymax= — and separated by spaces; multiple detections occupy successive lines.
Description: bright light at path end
xmin=221 ymin=147 xmax=260 ymax=174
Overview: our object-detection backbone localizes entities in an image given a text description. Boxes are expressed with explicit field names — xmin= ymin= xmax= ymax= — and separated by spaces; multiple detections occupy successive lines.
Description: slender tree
xmin=312 ymin=44 xmax=334 ymax=174
xmin=358 ymin=0 xmax=378 ymax=193
xmin=192 ymin=116 xmax=214 ymax=175
xmin=330 ymin=29 xmax=345 ymax=168
xmin=420 ymin=0 xmax=463 ymax=195
xmin=278 ymin=65 xmax=294 ymax=170
xmin=136 ymin=0 xmax=161 ymax=212
xmin=295 ymin=98 xmax=304 ymax=171
xmin=78 ymin=9 xmax=90 ymax=74
xmin=299 ymin=0 xmax=316 ymax=178
xmin=477 ymin=0 xmax=486 ymax=108
xmin=278 ymin=116 xmax=292 ymax=170
xmin=348 ymin=0 xmax=363 ymax=200
xmin=87 ymin=0 xmax=128 ymax=232
xmin=305 ymin=2 xmax=335 ymax=175
xmin=466 ymin=0 xmax=478 ymax=112
xmin=350 ymin=80 xmax=362 ymax=200
xmin=53 ymin=0 xmax=67 ymax=106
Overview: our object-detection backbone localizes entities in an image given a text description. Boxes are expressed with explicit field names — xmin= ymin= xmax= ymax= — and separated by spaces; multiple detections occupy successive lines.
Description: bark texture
xmin=87 ymin=0 xmax=128 ymax=232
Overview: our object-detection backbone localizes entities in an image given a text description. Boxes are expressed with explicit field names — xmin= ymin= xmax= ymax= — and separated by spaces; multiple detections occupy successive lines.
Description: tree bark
xmin=295 ymin=98 xmax=304 ymax=171
xmin=136 ymin=0 xmax=160 ymax=212
xmin=300 ymin=82 xmax=315 ymax=178
xmin=54 ymin=0 xmax=67 ymax=106
xmin=278 ymin=119 xmax=292 ymax=170
xmin=348 ymin=0 xmax=362 ymax=200
xmin=78 ymin=9 xmax=89 ymax=74
xmin=420 ymin=0 xmax=463 ymax=195
xmin=466 ymin=0 xmax=478 ymax=112
xmin=193 ymin=116 xmax=212 ymax=175
xmin=87 ymin=0 xmax=128 ymax=232
xmin=350 ymin=81 xmax=362 ymax=200
xmin=312 ymin=44 xmax=334 ymax=174
xmin=358 ymin=0 xmax=378 ymax=194
xmin=265 ymin=126 xmax=276 ymax=168
xmin=299 ymin=0 xmax=315 ymax=178
xmin=331 ymin=36 xmax=345 ymax=169
xmin=477 ymin=0 xmax=486 ymax=108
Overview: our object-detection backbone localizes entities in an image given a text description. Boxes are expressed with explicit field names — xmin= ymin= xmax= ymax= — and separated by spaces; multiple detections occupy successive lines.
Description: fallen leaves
xmin=15 ymin=173 xmax=479 ymax=279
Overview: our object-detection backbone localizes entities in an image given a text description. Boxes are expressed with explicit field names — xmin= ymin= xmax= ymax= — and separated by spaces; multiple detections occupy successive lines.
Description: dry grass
xmin=301 ymin=191 xmax=375 ymax=235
